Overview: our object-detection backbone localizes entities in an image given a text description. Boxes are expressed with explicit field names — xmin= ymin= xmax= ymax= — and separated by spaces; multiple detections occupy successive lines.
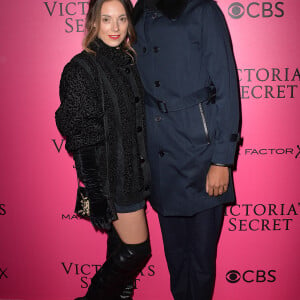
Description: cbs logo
xmin=228 ymin=2 xmax=284 ymax=19
xmin=226 ymin=270 xmax=276 ymax=283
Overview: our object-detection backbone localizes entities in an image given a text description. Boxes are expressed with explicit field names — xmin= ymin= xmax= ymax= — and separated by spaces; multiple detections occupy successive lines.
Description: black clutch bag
xmin=75 ymin=186 xmax=90 ymax=217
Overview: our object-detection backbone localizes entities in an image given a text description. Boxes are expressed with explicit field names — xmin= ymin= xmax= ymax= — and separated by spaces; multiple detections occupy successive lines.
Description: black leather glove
xmin=73 ymin=145 xmax=113 ymax=230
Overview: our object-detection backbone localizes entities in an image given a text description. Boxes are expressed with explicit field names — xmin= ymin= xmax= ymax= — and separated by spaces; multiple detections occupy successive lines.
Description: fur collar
xmin=157 ymin=0 xmax=188 ymax=19
xmin=133 ymin=0 xmax=188 ymax=23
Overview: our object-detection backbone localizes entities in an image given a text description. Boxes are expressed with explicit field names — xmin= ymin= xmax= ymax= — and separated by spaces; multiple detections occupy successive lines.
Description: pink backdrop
xmin=1 ymin=0 xmax=299 ymax=299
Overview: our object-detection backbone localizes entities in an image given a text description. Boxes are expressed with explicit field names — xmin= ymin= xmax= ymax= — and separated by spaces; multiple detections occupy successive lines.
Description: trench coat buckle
xmin=157 ymin=100 xmax=168 ymax=113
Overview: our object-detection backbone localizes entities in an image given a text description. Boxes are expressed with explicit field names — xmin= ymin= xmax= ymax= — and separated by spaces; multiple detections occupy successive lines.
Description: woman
xmin=55 ymin=0 xmax=151 ymax=299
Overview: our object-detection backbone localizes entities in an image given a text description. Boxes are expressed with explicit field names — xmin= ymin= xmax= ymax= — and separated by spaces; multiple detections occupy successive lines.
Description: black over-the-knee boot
xmin=106 ymin=228 xmax=136 ymax=300
xmin=75 ymin=237 xmax=151 ymax=300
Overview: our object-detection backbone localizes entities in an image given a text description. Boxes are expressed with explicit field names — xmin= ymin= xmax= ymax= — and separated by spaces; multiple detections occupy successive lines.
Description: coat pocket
xmin=198 ymin=103 xmax=211 ymax=144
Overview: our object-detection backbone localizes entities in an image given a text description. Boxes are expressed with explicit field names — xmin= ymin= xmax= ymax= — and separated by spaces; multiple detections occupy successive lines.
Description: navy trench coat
xmin=134 ymin=0 xmax=240 ymax=216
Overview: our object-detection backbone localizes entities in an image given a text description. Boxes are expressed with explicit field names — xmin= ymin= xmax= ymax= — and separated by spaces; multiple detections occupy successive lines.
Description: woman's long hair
xmin=83 ymin=0 xmax=136 ymax=54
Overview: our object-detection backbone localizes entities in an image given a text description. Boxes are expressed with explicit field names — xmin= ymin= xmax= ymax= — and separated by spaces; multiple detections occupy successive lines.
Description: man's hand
xmin=206 ymin=165 xmax=229 ymax=196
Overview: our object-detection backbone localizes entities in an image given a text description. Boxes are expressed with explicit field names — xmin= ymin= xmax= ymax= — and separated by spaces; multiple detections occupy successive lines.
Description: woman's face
xmin=98 ymin=0 xmax=129 ymax=47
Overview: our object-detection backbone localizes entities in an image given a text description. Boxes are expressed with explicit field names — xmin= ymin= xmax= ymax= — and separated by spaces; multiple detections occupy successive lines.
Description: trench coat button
xmin=140 ymin=156 xmax=145 ymax=163
xmin=159 ymin=150 xmax=165 ymax=157
xmin=143 ymin=47 xmax=147 ymax=53
xmin=135 ymin=96 xmax=140 ymax=103
xmin=154 ymin=81 xmax=160 ymax=87
xmin=152 ymin=13 xmax=158 ymax=19
xmin=153 ymin=46 xmax=160 ymax=53
xmin=124 ymin=67 xmax=130 ymax=74
xmin=155 ymin=116 xmax=162 ymax=122
xmin=137 ymin=126 xmax=142 ymax=132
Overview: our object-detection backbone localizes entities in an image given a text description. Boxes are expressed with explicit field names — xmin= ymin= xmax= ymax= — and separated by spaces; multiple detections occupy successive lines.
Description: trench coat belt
xmin=144 ymin=85 xmax=216 ymax=113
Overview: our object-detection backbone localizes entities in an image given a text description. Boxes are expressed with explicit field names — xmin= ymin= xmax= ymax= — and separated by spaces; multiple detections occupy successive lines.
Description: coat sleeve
xmin=202 ymin=1 xmax=240 ymax=166
xmin=73 ymin=145 xmax=116 ymax=230
xmin=55 ymin=59 xmax=116 ymax=229
xmin=55 ymin=59 xmax=104 ymax=153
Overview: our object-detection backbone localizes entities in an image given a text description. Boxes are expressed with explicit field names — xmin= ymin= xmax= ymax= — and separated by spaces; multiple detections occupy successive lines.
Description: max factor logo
xmin=52 ymin=139 xmax=65 ymax=153
xmin=226 ymin=269 xmax=276 ymax=283
xmin=228 ymin=2 xmax=284 ymax=19
xmin=0 ymin=267 xmax=8 ymax=279
xmin=244 ymin=146 xmax=300 ymax=159
xmin=62 ymin=214 xmax=80 ymax=220
xmin=0 ymin=204 xmax=6 ymax=216
xmin=296 ymin=145 xmax=300 ymax=159
xmin=62 ymin=207 xmax=150 ymax=221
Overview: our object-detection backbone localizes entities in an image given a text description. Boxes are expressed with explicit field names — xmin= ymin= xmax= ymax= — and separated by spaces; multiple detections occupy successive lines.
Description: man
xmin=133 ymin=0 xmax=240 ymax=299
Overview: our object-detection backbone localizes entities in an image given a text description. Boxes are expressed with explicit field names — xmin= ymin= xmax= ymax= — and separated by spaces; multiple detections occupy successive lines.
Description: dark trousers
xmin=158 ymin=205 xmax=224 ymax=300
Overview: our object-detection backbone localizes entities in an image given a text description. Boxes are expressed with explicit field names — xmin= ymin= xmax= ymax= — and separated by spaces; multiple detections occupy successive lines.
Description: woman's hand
xmin=206 ymin=165 xmax=229 ymax=196
xmin=73 ymin=145 xmax=114 ymax=230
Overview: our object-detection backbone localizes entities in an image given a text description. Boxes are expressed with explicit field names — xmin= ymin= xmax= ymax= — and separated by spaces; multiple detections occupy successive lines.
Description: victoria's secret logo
xmin=238 ymin=67 xmax=299 ymax=101
xmin=62 ymin=262 xmax=156 ymax=288
xmin=224 ymin=202 xmax=299 ymax=231
xmin=52 ymin=138 xmax=65 ymax=153
xmin=228 ymin=1 xmax=284 ymax=19
xmin=43 ymin=1 xmax=89 ymax=33
xmin=0 ymin=204 xmax=6 ymax=216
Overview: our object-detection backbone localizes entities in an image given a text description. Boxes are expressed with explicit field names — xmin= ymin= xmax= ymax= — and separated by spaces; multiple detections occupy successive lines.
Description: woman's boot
xmin=107 ymin=227 xmax=135 ymax=300
xmin=77 ymin=237 xmax=151 ymax=300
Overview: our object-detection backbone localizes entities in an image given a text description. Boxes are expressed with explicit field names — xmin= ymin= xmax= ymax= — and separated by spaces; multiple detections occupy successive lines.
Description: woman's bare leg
xmin=113 ymin=209 xmax=148 ymax=244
